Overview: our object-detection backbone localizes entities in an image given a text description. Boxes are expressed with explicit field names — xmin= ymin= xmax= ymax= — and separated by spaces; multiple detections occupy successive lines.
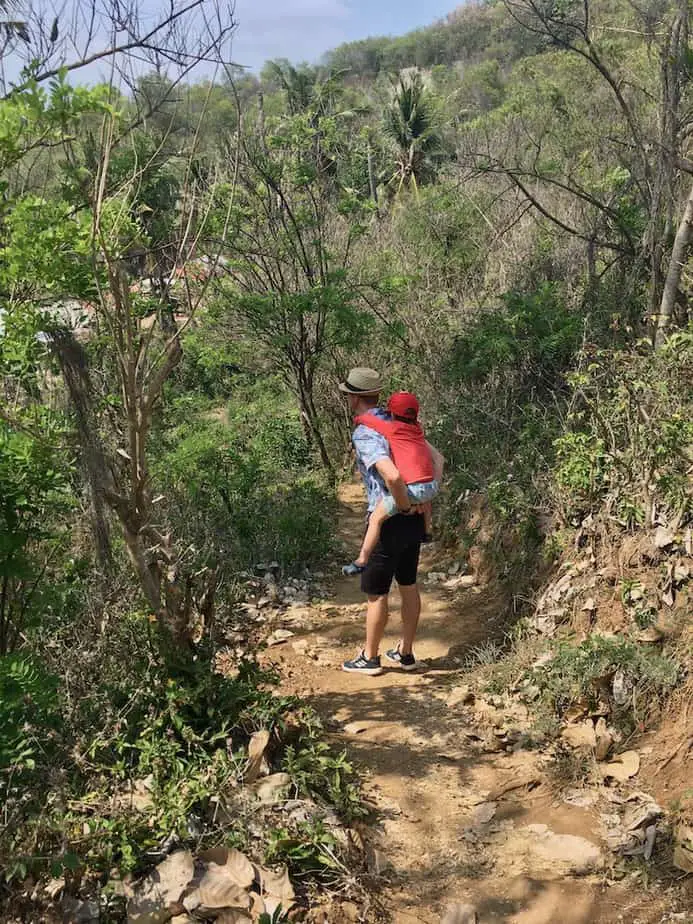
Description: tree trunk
xmin=367 ymin=141 xmax=378 ymax=207
xmin=656 ymin=179 xmax=693 ymax=347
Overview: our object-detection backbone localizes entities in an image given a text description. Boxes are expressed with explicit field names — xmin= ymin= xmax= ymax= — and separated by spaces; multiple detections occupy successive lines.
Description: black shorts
xmin=361 ymin=512 xmax=425 ymax=597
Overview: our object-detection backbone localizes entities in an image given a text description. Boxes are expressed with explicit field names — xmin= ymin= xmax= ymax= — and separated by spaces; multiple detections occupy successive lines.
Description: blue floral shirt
xmin=352 ymin=408 xmax=392 ymax=513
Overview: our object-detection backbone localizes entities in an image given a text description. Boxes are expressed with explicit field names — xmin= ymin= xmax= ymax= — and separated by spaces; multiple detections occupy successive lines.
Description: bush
xmin=529 ymin=635 xmax=681 ymax=726
xmin=0 ymin=654 xmax=60 ymax=776
xmin=553 ymin=330 xmax=693 ymax=524
xmin=153 ymin=382 xmax=336 ymax=573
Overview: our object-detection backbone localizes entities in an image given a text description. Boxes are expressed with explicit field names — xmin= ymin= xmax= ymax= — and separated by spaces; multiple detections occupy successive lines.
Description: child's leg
xmin=355 ymin=499 xmax=388 ymax=566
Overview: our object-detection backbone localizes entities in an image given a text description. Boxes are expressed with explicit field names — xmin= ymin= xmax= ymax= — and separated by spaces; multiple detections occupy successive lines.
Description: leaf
xmin=244 ymin=729 xmax=270 ymax=783
xmin=197 ymin=847 xmax=255 ymax=890
xmin=127 ymin=850 xmax=194 ymax=922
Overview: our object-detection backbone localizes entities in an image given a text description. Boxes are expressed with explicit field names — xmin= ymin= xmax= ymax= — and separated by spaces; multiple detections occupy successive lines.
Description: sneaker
xmin=385 ymin=646 xmax=417 ymax=671
xmin=342 ymin=561 xmax=366 ymax=576
xmin=342 ymin=650 xmax=383 ymax=676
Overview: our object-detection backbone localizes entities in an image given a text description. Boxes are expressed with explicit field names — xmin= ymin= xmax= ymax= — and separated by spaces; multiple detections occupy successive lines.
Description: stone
xmin=267 ymin=628 xmax=294 ymax=646
xmin=445 ymin=685 xmax=475 ymax=708
xmin=471 ymin=802 xmax=497 ymax=826
xmin=600 ymin=750 xmax=640 ymax=782
xmin=653 ymin=526 xmax=675 ymax=549
xmin=253 ymin=772 xmax=292 ymax=804
xmin=522 ymin=825 xmax=603 ymax=874
xmin=441 ymin=903 xmax=478 ymax=924
xmin=561 ymin=719 xmax=597 ymax=749
xmin=366 ymin=847 xmax=393 ymax=876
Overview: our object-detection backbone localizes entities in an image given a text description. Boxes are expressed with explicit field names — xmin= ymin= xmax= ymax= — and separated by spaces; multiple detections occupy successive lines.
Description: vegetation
xmin=1 ymin=0 xmax=691 ymax=916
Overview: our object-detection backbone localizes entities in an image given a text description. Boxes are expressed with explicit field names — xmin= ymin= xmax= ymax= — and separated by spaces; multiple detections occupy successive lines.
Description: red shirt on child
xmin=355 ymin=392 xmax=434 ymax=486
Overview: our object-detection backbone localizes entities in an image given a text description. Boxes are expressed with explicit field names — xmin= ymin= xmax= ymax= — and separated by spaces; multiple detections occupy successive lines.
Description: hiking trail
xmin=265 ymin=483 xmax=676 ymax=923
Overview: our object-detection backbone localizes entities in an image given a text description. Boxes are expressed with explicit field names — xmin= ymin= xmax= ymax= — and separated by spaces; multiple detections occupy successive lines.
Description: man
xmin=338 ymin=367 xmax=444 ymax=677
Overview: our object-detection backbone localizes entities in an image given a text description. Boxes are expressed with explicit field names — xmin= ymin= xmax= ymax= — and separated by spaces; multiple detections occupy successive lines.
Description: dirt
xmin=264 ymin=484 xmax=691 ymax=923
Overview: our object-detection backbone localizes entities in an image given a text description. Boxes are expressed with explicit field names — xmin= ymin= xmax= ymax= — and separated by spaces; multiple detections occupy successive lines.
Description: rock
xmin=339 ymin=901 xmax=361 ymax=922
xmin=61 ymin=898 xmax=100 ymax=923
xmin=426 ymin=572 xmax=447 ymax=584
xmin=561 ymin=719 xmax=596 ymax=750
xmin=253 ymin=773 xmax=292 ymax=805
xmin=366 ymin=847 xmax=393 ymax=876
xmin=673 ymin=824 xmax=693 ymax=873
xmin=600 ymin=750 xmax=640 ymax=782
xmin=444 ymin=574 xmax=476 ymax=589
xmin=622 ymin=800 xmax=662 ymax=831
xmin=445 ymin=685 xmax=475 ymax=708
xmin=562 ymin=788 xmax=598 ymax=808
xmin=635 ymin=626 xmax=663 ymax=643
xmin=522 ymin=824 xmax=603 ymax=874
xmin=448 ymin=561 xmax=461 ymax=575
xmin=343 ymin=721 xmax=370 ymax=735
xmin=653 ymin=525 xmax=675 ymax=549
xmin=267 ymin=629 xmax=294 ymax=646
xmin=471 ymin=802 xmax=497 ymax=826
xmin=441 ymin=903 xmax=478 ymax=924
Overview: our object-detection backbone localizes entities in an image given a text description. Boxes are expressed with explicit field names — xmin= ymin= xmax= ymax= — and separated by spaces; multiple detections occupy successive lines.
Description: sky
xmin=230 ymin=0 xmax=457 ymax=71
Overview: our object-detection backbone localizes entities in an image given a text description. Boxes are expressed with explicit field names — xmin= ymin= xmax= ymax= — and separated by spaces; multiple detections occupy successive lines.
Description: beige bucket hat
xmin=338 ymin=367 xmax=382 ymax=395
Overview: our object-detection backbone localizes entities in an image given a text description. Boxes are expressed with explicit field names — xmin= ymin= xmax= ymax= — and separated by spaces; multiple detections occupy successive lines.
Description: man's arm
xmin=427 ymin=442 xmax=445 ymax=482
xmin=375 ymin=457 xmax=412 ymax=511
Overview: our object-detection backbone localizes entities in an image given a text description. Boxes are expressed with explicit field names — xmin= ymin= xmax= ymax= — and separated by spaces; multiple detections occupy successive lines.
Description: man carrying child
xmin=338 ymin=367 xmax=444 ymax=677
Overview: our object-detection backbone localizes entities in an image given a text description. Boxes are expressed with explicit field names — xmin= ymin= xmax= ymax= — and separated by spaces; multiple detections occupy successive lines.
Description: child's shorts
xmin=382 ymin=479 xmax=439 ymax=517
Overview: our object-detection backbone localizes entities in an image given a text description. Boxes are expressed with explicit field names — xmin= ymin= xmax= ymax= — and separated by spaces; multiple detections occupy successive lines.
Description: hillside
xmin=0 ymin=0 xmax=691 ymax=920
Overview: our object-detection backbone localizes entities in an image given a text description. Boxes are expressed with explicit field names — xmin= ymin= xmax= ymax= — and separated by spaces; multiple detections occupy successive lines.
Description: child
xmin=342 ymin=392 xmax=441 ymax=576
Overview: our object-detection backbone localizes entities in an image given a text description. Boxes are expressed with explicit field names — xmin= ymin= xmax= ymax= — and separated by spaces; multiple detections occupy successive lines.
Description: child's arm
xmin=427 ymin=442 xmax=445 ymax=482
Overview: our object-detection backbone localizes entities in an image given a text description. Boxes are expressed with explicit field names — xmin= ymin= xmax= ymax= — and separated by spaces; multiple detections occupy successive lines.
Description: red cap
xmin=387 ymin=391 xmax=419 ymax=422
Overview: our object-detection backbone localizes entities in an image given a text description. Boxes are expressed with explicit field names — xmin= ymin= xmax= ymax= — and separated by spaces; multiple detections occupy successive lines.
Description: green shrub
xmin=553 ymin=330 xmax=693 ymax=522
xmin=529 ymin=635 xmax=681 ymax=723
xmin=153 ymin=385 xmax=335 ymax=572
xmin=0 ymin=655 xmax=60 ymax=775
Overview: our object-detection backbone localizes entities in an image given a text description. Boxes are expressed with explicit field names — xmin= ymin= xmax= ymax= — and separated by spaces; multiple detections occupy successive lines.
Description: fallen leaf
xmin=197 ymin=848 xmax=255 ymax=890
xmin=600 ymin=750 xmax=640 ymax=782
xmin=244 ymin=729 xmax=270 ymax=783
xmin=581 ymin=597 xmax=597 ymax=612
xmin=128 ymin=851 xmax=194 ymax=923
xmin=594 ymin=718 xmax=614 ymax=761
xmin=256 ymin=864 xmax=295 ymax=912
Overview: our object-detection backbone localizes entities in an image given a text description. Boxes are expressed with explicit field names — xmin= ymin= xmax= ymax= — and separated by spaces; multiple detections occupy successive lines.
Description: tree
xmin=383 ymin=72 xmax=443 ymax=194
xmin=1 ymin=0 xmax=238 ymax=649
xmin=212 ymin=111 xmax=375 ymax=473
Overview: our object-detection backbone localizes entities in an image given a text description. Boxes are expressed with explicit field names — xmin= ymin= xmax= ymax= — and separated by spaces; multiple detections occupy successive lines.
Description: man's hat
xmin=387 ymin=391 xmax=419 ymax=421
xmin=338 ymin=367 xmax=382 ymax=395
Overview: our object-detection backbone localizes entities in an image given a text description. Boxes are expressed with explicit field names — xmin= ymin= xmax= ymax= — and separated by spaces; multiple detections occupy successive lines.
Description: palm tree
xmin=383 ymin=72 xmax=443 ymax=195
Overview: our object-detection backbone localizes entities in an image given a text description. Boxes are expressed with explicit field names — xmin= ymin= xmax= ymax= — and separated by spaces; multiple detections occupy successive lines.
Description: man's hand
xmin=374 ymin=457 xmax=412 ymax=512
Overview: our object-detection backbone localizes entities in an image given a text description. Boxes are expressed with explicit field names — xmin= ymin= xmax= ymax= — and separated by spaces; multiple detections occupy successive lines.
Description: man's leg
xmin=398 ymin=582 xmax=421 ymax=656
xmin=365 ymin=594 xmax=389 ymax=660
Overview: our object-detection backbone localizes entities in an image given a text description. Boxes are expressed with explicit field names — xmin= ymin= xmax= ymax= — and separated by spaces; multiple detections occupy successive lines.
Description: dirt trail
xmin=268 ymin=484 xmax=674 ymax=923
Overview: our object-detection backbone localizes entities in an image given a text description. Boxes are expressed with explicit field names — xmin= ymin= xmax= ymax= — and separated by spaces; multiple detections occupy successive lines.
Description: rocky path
xmin=264 ymin=484 xmax=681 ymax=923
